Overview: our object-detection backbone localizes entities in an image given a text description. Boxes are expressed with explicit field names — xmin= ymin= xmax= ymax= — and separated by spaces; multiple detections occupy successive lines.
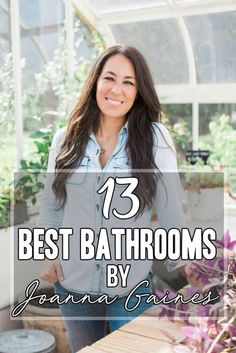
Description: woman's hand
xmin=40 ymin=258 xmax=64 ymax=284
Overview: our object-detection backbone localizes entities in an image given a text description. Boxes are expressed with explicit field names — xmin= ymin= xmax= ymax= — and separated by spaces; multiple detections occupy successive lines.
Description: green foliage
xmin=199 ymin=114 xmax=236 ymax=168
xmin=0 ymin=54 xmax=26 ymax=142
xmin=0 ymin=128 xmax=54 ymax=228
xmin=183 ymin=172 xmax=224 ymax=191
xmin=162 ymin=114 xmax=192 ymax=162
xmin=0 ymin=54 xmax=14 ymax=140
xmin=0 ymin=55 xmax=23 ymax=144
xmin=18 ymin=128 xmax=55 ymax=202
xmin=171 ymin=119 xmax=192 ymax=151
xmin=0 ymin=176 xmax=12 ymax=228
xmin=90 ymin=30 xmax=106 ymax=55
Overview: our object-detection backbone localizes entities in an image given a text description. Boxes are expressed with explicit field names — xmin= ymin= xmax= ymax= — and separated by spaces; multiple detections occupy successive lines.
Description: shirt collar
xmin=89 ymin=120 xmax=128 ymax=142
xmin=119 ymin=120 xmax=128 ymax=136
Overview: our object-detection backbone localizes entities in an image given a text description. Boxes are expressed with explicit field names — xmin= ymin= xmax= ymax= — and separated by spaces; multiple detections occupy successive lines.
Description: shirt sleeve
xmin=152 ymin=123 xmax=186 ymax=271
xmin=37 ymin=128 xmax=66 ymax=229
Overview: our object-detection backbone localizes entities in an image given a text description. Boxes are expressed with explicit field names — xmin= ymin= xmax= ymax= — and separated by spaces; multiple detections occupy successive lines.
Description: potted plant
xmin=181 ymin=164 xmax=224 ymax=222
xmin=0 ymin=177 xmax=29 ymax=229
xmin=17 ymin=127 xmax=54 ymax=216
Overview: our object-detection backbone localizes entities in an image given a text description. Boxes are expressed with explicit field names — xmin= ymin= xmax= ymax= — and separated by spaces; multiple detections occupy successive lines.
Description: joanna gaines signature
xmin=12 ymin=279 xmax=219 ymax=317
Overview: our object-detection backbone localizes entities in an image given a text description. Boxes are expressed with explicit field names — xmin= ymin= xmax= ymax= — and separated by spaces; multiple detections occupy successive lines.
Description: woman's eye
xmin=124 ymin=81 xmax=134 ymax=86
xmin=104 ymin=76 xmax=114 ymax=81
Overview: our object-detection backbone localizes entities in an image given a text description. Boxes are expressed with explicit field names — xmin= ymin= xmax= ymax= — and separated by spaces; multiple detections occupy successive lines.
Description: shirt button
xmin=96 ymin=204 xmax=99 ymax=211
xmin=97 ymin=176 xmax=101 ymax=183
xmin=96 ymin=149 xmax=99 ymax=155
xmin=96 ymin=264 xmax=100 ymax=271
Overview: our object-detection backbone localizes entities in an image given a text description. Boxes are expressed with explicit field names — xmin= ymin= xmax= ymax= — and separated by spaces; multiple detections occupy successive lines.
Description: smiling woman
xmin=95 ymin=54 xmax=138 ymax=166
xmin=38 ymin=44 xmax=188 ymax=353
xmin=96 ymin=54 xmax=138 ymax=119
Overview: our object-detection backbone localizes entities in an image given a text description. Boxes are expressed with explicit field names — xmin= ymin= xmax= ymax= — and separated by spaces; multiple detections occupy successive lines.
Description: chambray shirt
xmin=38 ymin=122 xmax=185 ymax=296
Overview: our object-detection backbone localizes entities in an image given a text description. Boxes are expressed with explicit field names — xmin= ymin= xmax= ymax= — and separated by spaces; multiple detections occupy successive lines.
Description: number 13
xmin=97 ymin=177 xmax=140 ymax=219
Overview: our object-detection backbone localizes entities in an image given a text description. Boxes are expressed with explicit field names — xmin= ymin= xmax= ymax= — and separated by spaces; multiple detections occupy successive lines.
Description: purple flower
xmin=156 ymin=230 xmax=236 ymax=353
xmin=215 ymin=230 xmax=236 ymax=250
xmin=155 ymin=288 xmax=180 ymax=321
xmin=181 ymin=325 xmax=223 ymax=353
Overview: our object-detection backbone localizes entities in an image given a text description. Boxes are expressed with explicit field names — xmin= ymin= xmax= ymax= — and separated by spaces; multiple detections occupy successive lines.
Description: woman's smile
xmin=105 ymin=97 xmax=124 ymax=105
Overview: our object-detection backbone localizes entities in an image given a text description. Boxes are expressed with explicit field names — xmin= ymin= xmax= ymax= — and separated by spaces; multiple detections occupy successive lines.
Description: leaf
xmin=20 ymin=159 xmax=28 ymax=169
xmin=36 ymin=182 xmax=44 ymax=189
xmin=34 ymin=141 xmax=48 ymax=154
xmin=30 ymin=129 xmax=50 ymax=138
xmin=18 ymin=175 xmax=32 ymax=183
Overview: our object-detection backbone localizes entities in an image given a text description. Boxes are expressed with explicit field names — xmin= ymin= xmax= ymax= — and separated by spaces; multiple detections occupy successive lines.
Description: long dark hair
xmin=52 ymin=44 xmax=162 ymax=214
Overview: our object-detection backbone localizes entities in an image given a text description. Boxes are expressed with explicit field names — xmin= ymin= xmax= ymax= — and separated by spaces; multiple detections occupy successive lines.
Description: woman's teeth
xmin=106 ymin=98 xmax=123 ymax=104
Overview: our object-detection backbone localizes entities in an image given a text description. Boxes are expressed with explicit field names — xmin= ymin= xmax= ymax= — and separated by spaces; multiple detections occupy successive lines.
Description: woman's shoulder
xmin=50 ymin=127 xmax=66 ymax=149
xmin=151 ymin=122 xmax=175 ymax=149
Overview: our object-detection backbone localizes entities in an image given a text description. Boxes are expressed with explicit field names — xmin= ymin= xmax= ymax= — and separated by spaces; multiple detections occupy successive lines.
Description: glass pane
xmin=199 ymin=104 xmax=236 ymax=168
xmin=162 ymin=104 xmax=192 ymax=161
xmin=90 ymin=0 xmax=167 ymax=13
xmin=0 ymin=0 xmax=15 ymax=171
xmin=199 ymin=104 xmax=236 ymax=137
xmin=112 ymin=19 xmax=188 ymax=84
xmin=21 ymin=36 xmax=45 ymax=88
xmin=0 ymin=6 xmax=9 ymax=33
xmin=0 ymin=1 xmax=9 ymax=59
xmin=20 ymin=0 xmax=64 ymax=89
xmin=74 ymin=20 xmax=99 ymax=61
xmin=19 ymin=0 xmax=65 ymax=162
xmin=32 ymin=32 xmax=60 ymax=63
xmin=185 ymin=12 xmax=236 ymax=83
xmin=0 ymin=39 xmax=9 ymax=65
xmin=20 ymin=0 xmax=64 ymax=29
xmin=0 ymin=1 xmax=10 ymax=65
xmin=0 ymin=0 xmax=9 ymax=6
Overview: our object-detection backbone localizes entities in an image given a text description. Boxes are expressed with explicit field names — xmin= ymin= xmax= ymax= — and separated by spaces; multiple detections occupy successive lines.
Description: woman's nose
xmin=110 ymin=82 xmax=123 ymax=94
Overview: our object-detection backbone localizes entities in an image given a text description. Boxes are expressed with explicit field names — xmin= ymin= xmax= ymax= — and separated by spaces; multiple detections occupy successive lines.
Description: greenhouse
xmin=0 ymin=0 xmax=236 ymax=352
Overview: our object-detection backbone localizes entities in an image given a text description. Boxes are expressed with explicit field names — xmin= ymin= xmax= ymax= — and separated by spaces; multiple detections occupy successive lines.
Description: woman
xmin=39 ymin=45 xmax=189 ymax=352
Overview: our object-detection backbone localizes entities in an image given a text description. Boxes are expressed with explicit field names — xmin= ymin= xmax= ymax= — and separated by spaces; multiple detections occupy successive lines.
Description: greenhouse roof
xmin=74 ymin=0 xmax=236 ymax=102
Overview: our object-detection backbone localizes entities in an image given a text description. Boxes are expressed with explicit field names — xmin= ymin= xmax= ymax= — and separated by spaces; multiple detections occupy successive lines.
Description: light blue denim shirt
xmin=38 ymin=122 xmax=185 ymax=296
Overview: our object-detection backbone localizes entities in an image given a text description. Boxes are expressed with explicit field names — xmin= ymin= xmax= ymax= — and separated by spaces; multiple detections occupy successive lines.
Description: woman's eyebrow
xmin=104 ymin=71 xmax=136 ymax=80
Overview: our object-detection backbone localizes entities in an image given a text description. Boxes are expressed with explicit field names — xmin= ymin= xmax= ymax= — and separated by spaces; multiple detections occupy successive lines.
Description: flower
xmin=215 ymin=230 xmax=236 ymax=250
xmin=158 ymin=231 xmax=236 ymax=353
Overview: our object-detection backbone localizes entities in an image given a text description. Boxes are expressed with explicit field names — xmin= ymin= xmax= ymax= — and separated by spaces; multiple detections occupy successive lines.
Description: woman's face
xmin=96 ymin=54 xmax=138 ymax=120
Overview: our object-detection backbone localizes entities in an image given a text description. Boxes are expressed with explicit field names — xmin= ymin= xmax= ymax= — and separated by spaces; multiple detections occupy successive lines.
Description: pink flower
xmin=215 ymin=230 xmax=236 ymax=251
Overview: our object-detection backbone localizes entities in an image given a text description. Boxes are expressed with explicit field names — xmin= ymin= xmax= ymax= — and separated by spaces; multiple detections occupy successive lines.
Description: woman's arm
xmin=37 ymin=128 xmax=66 ymax=283
xmin=37 ymin=128 xmax=66 ymax=230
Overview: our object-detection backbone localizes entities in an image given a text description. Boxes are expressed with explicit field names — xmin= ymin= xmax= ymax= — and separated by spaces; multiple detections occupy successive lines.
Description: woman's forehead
xmin=101 ymin=54 xmax=136 ymax=78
